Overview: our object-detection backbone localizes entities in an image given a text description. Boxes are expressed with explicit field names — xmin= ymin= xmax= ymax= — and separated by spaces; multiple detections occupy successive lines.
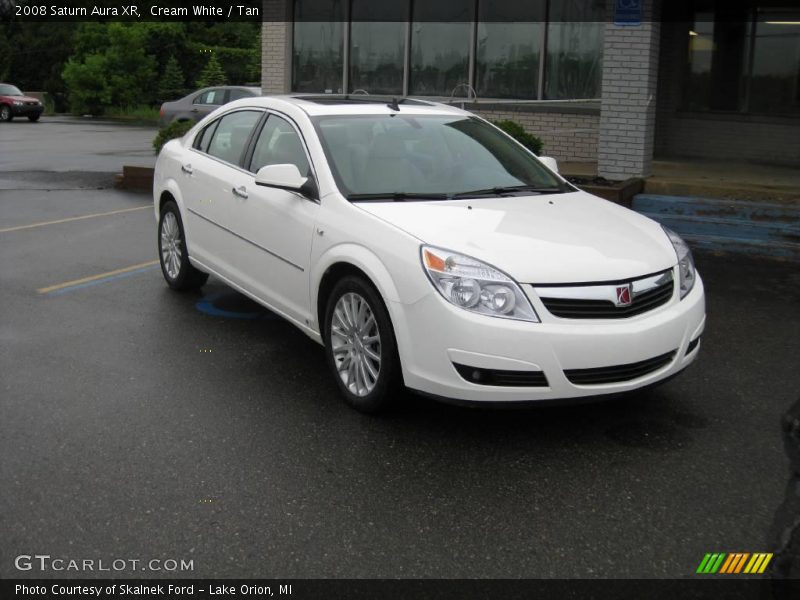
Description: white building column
xmin=598 ymin=0 xmax=661 ymax=179
xmin=261 ymin=0 xmax=292 ymax=94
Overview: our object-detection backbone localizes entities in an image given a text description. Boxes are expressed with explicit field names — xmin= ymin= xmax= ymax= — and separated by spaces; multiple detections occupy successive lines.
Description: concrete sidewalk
xmin=562 ymin=159 xmax=800 ymax=203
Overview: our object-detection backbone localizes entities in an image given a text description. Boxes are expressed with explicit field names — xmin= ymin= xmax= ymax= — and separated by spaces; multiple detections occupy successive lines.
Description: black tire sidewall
xmin=324 ymin=276 xmax=401 ymax=413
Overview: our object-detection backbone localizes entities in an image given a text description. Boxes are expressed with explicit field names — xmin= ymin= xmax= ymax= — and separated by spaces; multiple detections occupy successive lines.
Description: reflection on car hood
xmin=0 ymin=95 xmax=39 ymax=103
xmin=356 ymin=192 xmax=678 ymax=284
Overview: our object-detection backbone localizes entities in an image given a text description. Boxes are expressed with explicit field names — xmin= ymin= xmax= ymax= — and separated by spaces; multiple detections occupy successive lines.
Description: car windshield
xmin=312 ymin=114 xmax=567 ymax=200
xmin=0 ymin=84 xmax=23 ymax=96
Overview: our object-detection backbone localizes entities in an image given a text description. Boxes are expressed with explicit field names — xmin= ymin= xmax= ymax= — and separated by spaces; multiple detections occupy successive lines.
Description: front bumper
xmin=9 ymin=103 xmax=43 ymax=117
xmin=391 ymin=268 xmax=705 ymax=403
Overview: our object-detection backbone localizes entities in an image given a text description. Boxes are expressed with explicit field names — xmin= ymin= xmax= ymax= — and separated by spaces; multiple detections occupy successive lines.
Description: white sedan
xmin=153 ymin=95 xmax=705 ymax=413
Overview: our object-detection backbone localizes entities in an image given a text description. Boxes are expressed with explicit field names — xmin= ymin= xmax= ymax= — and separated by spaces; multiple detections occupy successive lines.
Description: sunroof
xmin=294 ymin=95 xmax=431 ymax=106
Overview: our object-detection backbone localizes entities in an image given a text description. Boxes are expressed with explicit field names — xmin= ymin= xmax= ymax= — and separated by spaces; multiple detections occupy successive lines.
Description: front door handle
xmin=181 ymin=164 xmax=193 ymax=174
xmin=232 ymin=186 xmax=248 ymax=199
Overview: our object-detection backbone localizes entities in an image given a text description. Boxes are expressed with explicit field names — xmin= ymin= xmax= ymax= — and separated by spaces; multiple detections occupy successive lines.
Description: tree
xmin=159 ymin=55 xmax=185 ymax=101
xmin=195 ymin=52 xmax=227 ymax=88
xmin=62 ymin=23 xmax=157 ymax=114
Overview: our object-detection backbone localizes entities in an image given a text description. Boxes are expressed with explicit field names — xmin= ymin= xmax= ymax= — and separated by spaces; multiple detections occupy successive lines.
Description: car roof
xmin=240 ymin=94 xmax=470 ymax=117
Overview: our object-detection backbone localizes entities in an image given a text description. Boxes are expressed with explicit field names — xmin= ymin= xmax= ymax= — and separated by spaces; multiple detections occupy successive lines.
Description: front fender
xmin=312 ymin=242 xmax=403 ymax=308
xmin=311 ymin=242 xmax=428 ymax=377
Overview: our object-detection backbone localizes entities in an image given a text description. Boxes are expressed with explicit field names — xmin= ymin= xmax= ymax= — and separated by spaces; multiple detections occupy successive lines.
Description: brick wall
xmin=261 ymin=0 xmax=291 ymax=94
xmin=471 ymin=107 xmax=600 ymax=162
xmin=598 ymin=0 xmax=661 ymax=179
xmin=656 ymin=21 xmax=800 ymax=167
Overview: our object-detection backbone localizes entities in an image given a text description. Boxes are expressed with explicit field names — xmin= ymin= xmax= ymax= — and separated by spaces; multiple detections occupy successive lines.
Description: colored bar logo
xmin=696 ymin=553 xmax=773 ymax=574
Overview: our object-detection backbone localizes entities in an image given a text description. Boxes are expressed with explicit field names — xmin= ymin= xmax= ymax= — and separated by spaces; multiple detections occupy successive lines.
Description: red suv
xmin=0 ymin=83 xmax=44 ymax=122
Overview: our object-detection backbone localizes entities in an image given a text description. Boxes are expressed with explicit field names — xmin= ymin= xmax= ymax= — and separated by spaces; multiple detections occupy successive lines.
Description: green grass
xmin=104 ymin=105 xmax=160 ymax=125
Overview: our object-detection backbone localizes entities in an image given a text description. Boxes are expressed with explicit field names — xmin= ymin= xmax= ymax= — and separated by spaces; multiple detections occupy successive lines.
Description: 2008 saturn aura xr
xmin=153 ymin=95 xmax=705 ymax=413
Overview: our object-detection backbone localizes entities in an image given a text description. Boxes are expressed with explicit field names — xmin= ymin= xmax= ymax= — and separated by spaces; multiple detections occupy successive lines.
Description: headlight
xmin=13 ymin=100 xmax=23 ymax=105
xmin=421 ymin=245 xmax=539 ymax=322
xmin=663 ymin=226 xmax=696 ymax=299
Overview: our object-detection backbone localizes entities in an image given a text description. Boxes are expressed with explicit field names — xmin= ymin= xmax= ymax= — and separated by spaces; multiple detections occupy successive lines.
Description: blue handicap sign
xmin=614 ymin=0 xmax=642 ymax=26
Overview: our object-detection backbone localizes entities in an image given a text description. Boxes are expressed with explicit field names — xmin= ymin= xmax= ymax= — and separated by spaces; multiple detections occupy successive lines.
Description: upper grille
xmin=538 ymin=273 xmax=674 ymax=319
xmin=564 ymin=351 xmax=676 ymax=385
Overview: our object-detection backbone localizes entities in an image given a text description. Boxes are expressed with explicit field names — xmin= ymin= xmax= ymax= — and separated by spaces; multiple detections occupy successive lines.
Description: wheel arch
xmin=154 ymin=177 xmax=185 ymax=221
xmin=313 ymin=246 xmax=404 ymax=345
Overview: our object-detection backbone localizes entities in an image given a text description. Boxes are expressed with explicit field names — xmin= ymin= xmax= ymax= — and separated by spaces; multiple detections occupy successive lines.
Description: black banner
xmin=3 ymin=0 xmax=800 ymax=23
xmin=3 ymin=578 xmax=800 ymax=600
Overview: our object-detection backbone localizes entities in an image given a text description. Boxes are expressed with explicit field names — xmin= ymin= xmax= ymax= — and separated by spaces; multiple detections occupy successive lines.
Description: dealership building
xmin=261 ymin=0 xmax=800 ymax=178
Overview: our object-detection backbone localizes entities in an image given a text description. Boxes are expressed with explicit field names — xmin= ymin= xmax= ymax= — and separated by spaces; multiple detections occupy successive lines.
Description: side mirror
xmin=255 ymin=163 xmax=308 ymax=192
xmin=539 ymin=156 xmax=559 ymax=174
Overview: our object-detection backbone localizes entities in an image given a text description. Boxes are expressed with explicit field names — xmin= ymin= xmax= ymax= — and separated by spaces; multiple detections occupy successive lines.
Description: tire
xmin=324 ymin=275 xmax=402 ymax=414
xmin=0 ymin=105 xmax=12 ymax=122
xmin=28 ymin=114 xmax=40 ymax=122
xmin=158 ymin=200 xmax=208 ymax=291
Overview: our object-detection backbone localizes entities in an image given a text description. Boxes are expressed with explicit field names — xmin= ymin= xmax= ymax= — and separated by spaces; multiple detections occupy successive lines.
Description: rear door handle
xmin=181 ymin=164 xmax=193 ymax=174
xmin=232 ymin=186 xmax=248 ymax=199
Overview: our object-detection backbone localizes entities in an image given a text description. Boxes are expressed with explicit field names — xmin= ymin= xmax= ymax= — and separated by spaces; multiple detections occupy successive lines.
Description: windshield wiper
xmin=451 ymin=185 xmax=569 ymax=198
xmin=347 ymin=192 xmax=450 ymax=202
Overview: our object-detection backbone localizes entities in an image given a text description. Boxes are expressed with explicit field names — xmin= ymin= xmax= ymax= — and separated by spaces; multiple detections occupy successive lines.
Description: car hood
xmin=356 ymin=191 xmax=678 ymax=284
xmin=0 ymin=94 xmax=39 ymax=103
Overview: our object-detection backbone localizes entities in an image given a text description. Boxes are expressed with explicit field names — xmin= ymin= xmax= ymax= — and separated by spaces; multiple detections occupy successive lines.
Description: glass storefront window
xmin=684 ymin=15 xmax=716 ymax=111
xmin=290 ymin=0 xmax=607 ymax=101
xmin=409 ymin=1 xmax=472 ymax=96
xmin=685 ymin=8 xmax=800 ymax=115
xmin=544 ymin=0 xmax=605 ymax=100
xmin=349 ymin=1 xmax=407 ymax=95
xmin=292 ymin=0 xmax=344 ymax=93
xmin=749 ymin=12 xmax=800 ymax=114
xmin=475 ymin=0 xmax=545 ymax=99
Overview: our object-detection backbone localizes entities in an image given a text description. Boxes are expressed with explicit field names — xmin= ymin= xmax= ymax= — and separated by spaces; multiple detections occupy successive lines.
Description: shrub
xmin=492 ymin=119 xmax=544 ymax=155
xmin=153 ymin=119 xmax=195 ymax=155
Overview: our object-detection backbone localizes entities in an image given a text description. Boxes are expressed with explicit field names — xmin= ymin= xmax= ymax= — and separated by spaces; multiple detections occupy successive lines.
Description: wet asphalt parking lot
xmin=1 ymin=117 xmax=799 ymax=579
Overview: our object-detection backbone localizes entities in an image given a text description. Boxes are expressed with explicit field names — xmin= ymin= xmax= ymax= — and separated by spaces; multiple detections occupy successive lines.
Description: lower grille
xmin=564 ymin=351 xmax=676 ymax=385
xmin=453 ymin=363 xmax=548 ymax=387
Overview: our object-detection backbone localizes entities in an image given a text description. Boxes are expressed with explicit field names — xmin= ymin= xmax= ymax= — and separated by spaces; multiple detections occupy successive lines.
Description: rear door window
xmin=193 ymin=89 xmax=224 ymax=105
xmin=205 ymin=110 xmax=262 ymax=166
xmin=194 ymin=121 xmax=219 ymax=153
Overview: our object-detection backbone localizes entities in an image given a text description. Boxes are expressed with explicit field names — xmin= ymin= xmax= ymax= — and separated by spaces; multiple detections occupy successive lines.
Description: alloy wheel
xmin=330 ymin=292 xmax=382 ymax=397
xmin=160 ymin=212 xmax=182 ymax=280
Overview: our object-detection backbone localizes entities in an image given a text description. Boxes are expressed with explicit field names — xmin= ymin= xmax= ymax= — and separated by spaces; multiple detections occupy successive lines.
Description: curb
xmin=115 ymin=166 xmax=154 ymax=192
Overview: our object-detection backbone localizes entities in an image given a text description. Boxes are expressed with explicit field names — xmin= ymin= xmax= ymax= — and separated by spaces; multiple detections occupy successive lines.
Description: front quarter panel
xmin=310 ymin=195 xmax=432 ymax=368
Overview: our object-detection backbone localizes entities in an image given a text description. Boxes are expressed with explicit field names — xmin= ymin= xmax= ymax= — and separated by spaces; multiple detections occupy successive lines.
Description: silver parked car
xmin=158 ymin=86 xmax=261 ymax=127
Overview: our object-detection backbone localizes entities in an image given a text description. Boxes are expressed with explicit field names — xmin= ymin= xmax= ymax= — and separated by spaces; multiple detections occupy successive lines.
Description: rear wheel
xmin=0 ymin=105 xmax=12 ymax=122
xmin=324 ymin=276 xmax=402 ymax=414
xmin=158 ymin=200 xmax=208 ymax=291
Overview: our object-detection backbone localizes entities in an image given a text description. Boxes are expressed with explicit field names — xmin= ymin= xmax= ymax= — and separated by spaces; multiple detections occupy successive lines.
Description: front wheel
xmin=28 ymin=114 xmax=40 ymax=122
xmin=158 ymin=200 xmax=208 ymax=291
xmin=324 ymin=276 xmax=402 ymax=414
xmin=0 ymin=105 xmax=12 ymax=122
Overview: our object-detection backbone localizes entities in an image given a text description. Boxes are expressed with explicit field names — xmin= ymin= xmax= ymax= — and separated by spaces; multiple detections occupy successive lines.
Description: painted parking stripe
xmin=0 ymin=205 xmax=150 ymax=233
xmin=38 ymin=260 xmax=159 ymax=295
